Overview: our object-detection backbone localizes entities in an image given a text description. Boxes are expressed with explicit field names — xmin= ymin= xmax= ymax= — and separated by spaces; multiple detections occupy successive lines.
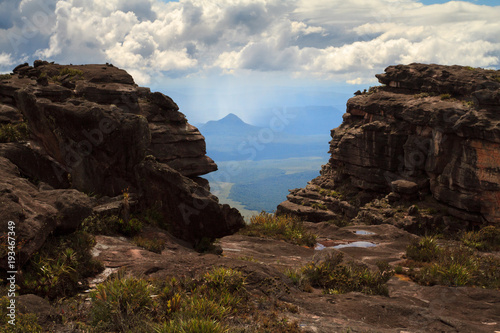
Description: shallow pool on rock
xmin=353 ymin=230 xmax=375 ymax=235
xmin=315 ymin=241 xmax=377 ymax=250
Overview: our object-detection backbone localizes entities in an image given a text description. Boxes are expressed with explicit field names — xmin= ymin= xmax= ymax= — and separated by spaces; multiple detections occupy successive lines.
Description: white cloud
xmin=0 ymin=0 xmax=498 ymax=84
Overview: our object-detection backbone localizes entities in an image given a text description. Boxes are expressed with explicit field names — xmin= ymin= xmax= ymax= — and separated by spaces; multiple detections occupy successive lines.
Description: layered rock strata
xmin=278 ymin=64 xmax=500 ymax=226
xmin=0 ymin=61 xmax=243 ymax=268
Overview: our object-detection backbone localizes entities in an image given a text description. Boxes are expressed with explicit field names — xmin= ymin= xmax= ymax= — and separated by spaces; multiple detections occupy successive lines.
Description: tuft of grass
xmin=0 ymin=73 xmax=12 ymax=80
xmin=239 ymin=212 xmax=317 ymax=247
xmin=21 ymin=231 xmax=103 ymax=299
xmin=327 ymin=217 xmax=351 ymax=228
xmin=81 ymin=214 xmax=142 ymax=236
xmin=311 ymin=202 xmax=327 ymax=210
xmin=290 ymin=252 xmax=393 ymax=296
xmin=59 ymin=68 xmax=84 ymax=79
xmin=133 ymin=236 xmax=166 ymax=254
xmin=440 ymin=93 xmax=452 ymax=100
xmin=414 ymin=92 xmax=431 ymax=98
xmin=461 ymin=226 xmax=500 ymax=251
xmin=0 ymin=123 xmax=29 ymax=143
xmin=405 ymin=235 xmax=500 ymax=288
xmin=406 ymin=236 xmax=442 ymax=262
xmin=88 ymin=266 xmax=246 ymax=332
xmin=89 ymin=273 xmax=155 ymax=332
xmin=154 ymin=318 xmax=229 ymax=333
xmin=0 ymin=297 xmax=43 ymax=332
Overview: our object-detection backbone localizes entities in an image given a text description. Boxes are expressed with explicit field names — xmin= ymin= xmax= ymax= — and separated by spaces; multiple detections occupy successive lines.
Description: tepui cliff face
xmin=278 ymin=63 xmax=500 ymax=228
xmin=0 ymin=61 xmax=243 ymax=268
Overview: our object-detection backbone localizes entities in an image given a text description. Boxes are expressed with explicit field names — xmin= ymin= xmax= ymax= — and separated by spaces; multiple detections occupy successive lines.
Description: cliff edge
xmin=278 ymin=63 xmax=500 ymax=228
xmin=0 ymin=61 xmax=244 ymax=268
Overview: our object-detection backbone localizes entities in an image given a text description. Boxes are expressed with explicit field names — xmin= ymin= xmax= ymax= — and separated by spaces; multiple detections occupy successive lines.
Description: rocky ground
xmin=12 ymin=221 xmax=500 ymax=333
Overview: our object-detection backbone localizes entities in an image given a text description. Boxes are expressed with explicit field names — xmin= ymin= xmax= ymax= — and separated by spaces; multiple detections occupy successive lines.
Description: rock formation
xmin=278 ymin=64 xmax=500 ymax=228
xmin=0 ymin=61 xmax=243 ymax=269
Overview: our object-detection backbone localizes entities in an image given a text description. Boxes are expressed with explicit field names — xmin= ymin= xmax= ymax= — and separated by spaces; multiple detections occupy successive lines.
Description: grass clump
xmin=461 ymin=226 xmax=500 ymax=251
xmin=288 ymin=252 xmax=393 ymax=296
xmin=0 ymin=73 xmax=12 ymax=80
xmin=59 ymin=68 xmax=84 ymax=78
xmin=21 ymin=231 xmax=103 ymax=299
xmin=133 ymin=236 xmax=166 ymax=253
xmin=90 ymin=273 xmax=155 ymax=332
xmin=240 ymin=212 xmax=317 ymax=247
xmin=440 ymin=93 xmax=452 ymax=100
xmin=406 ymin=236 xmax=442 ymax=262
xmin=81 ymin=214 xmax=143 ymax=236
xmin=405 ymin=234 xmax=500 ymax=288
xmin=88 ymin=266 xmax=246 ymax=333
xmin=327 ymin=217 xmax=351 ymax=228
xmin=0 ymin=123 xmax=29 ymax=143
xmin=0 ymin=297 xmax=43 ymax=332
xmin=311 ymin=202 xmax=327 ymax=210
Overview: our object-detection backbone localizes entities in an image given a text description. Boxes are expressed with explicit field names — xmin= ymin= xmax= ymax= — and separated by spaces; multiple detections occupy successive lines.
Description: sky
xmin=1 ymin=0 xmax=499 ymax=124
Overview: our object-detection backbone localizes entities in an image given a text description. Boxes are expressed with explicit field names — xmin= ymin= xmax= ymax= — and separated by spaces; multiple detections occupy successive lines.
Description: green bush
xmin=461 ymin=226 xmax=500 ymax=251
xmin=406 ymin=236 xmax=442 ymax=262
xmin=0 ymin=73 xmax=12 ymax=80
xmin=81 ymin=214 xmax=142 ymax=236
xmin=21 ymin=231 xmax=103 ymax=299
xmin=407 ymin=242 xmax=500 ymax=288
xmin=59 ymin=68 xmax=84 ymax=78
xmin=0 ymin=123 xmax=29 ymax=143
xmin=90 ymin=274 xmax=155 ymax=332
xmin=297 ymin=253 xmax=393 ymax=296
xmin=0 ymin=297 xmax=43 ymax=332
xmin=440 ymin=93 xmax=452 ymax=100
xmin=133 ymin=236 xmax=165 ymax=253
xmin=240 ymin=212 xmax=317 ymax=247
xmin=155 ymin=318 xmax=229 ymax=333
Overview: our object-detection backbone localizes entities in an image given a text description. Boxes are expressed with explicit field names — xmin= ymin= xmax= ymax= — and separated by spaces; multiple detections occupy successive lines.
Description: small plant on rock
xmin=239 ymin=212 xmax=317 ymax=247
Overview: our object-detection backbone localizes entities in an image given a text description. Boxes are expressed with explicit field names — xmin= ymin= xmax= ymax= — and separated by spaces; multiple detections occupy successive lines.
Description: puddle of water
xmin=315 ymin=241 xmax=377 ymax=250
xmin=314 ymin=243 xmax=326 ymax=250
xmin=354 ymin=230 xmax=375 ymax=235
xmin=333 ymin=241 xmax=377 ymax=249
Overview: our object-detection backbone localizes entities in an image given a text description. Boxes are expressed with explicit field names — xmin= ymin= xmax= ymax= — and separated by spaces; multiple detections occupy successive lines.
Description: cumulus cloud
xmin=0 ymin=0 xmax=499 ymax=84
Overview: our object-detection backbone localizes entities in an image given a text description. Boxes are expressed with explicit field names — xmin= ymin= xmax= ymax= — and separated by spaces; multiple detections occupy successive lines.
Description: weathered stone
xmin=279 ymin=64 xmax=500 ymax=225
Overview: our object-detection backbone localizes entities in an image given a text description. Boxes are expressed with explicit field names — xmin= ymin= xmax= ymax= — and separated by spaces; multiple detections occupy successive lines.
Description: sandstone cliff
xmin=0 ymin=61 xmax=243 ymax=268
xmin=278 ymin=64 xmax=500 ymax=228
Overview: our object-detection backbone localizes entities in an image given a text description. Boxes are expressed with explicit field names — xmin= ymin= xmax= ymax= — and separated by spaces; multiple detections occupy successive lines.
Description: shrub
xmin=406 ymin=242 xmax=500 ymax=288
xmin=59 ymin=68 xmax=84 ymax=78
xmin=311 ymin=202 xmax=327 ymax=210
xmin=21 ymin=231 xmax=103 ymax=299
xmin=0 ymin=297 xmax=43 ymax=332
xmin=89 ymin=274 xmax=155 ymax=332
xmin=440 ymin=93 xmax=452 ymax=100
xmin=239 ymin=212 xmax=317 ymax=247
xmin=461 ymin=226 xmax=500 ymax=251
xmin=81 ymin=214 xmax=142 ymax=236
xmin=0 ymin=73 xmax=12 ymax=80
xmin=133 ymin=236 xmax=165 ymax=253
xmin=0 ymin=123 xmax=29 ymax=143
xmin=298 ymin=253 xmax=393 ymax=296
xmin=155 ymin=318 xmax=229 ymax=333
xmin=406 ymin=236 xmax=442 ymax=262
xmin=327 ymin=218 xmax=350 ymax=228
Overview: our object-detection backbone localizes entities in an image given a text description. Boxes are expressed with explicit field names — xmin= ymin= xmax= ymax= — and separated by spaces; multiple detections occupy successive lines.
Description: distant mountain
xmin=199 ymin=113 xmax=260 ymax=136
xmin=199 ymin=111 xmax=338 ymax=162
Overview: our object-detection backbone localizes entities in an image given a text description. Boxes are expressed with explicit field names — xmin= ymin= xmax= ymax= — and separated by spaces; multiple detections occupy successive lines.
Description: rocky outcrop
xmin=0 ymin=62 xmax=243 ymax=268
xmin=278 ymin=64 xmax=500 ymax=226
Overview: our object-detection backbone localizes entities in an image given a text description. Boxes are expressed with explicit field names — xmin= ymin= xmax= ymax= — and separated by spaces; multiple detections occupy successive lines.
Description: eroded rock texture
xmin=278 ymin=64 xmax=500 ymax=226
xmin=0 ymin=62 xmax=243 ymax=268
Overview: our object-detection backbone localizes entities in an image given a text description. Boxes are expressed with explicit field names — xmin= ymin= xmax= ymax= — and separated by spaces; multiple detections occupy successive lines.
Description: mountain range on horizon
xmin=199 ymin=106 xmax=344 ymax=162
